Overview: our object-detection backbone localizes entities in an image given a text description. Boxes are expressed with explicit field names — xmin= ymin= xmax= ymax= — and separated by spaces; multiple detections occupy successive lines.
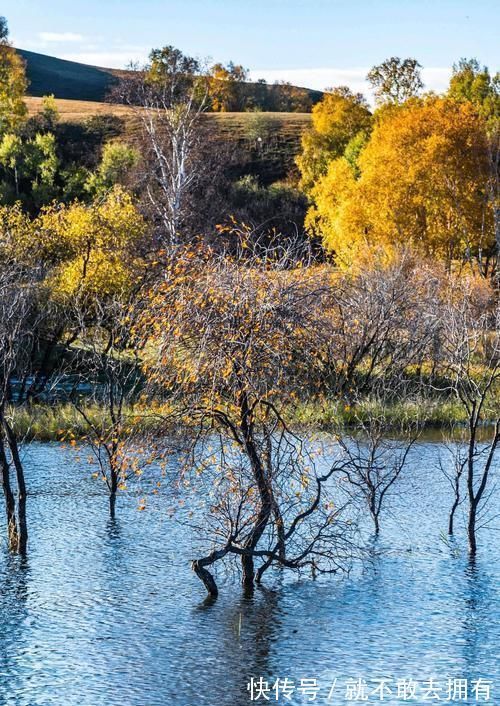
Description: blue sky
xmin=4 ymin=0 xmax=499 ymax=97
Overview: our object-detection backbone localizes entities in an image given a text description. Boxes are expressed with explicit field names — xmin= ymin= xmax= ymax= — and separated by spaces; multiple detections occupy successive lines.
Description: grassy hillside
xmin=25 ymin=96 xmax=311 ymax=182
xmin=25 ymin=96 xmax=134 ymax=121
xmin=19 ymin=49 xmax=118 ymax=102
xmin=25 ymin=96 xmax=310 ymax=130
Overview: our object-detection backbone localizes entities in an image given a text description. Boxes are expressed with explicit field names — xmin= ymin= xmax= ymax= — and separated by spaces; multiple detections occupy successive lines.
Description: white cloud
xmin=39 ymin=32 xmax=85 ymax=43
xmin=422 ymin=67 xmax=452 ymax=95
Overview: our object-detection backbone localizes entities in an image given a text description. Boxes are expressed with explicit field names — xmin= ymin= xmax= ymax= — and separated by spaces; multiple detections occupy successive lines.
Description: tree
xmin=439 ymin=430 xmax=468 ymax=536
xmin=296 ymin=87 xmax=371 ymax=192
xmin=139 ymin=242 xmax=358 ymax=596
xmin=448 ymin=59 xmax=500 ymax=268
xmin=314 ymin=251 xmax=441 ymax=400
xmin=307 ymin=97 xmax=496 ymax=272
xmin=268 ymin=81 xmax=313 ymax=113
xmin=0 ymin=17 xmax=8 ymax=42
xmin=207 ymin=62 xmax=248 ymax=112
xmin=0 ymin=131 xmax=59 ymax=208
xmin=448 ymin=58 xmax=500 ymax=120
xmin=114 ymin=46 xmax=209 ymax=248
xmin=367 ymin=57 xmax=423 ymax=105
xmin=36 ymin=94 xmax=59 ymax=133
xmin=67 ymin=293 xmax=161 ymax=518
xmin=86 ymin=141 xmax=139 ymax=195
xmin=0 ymin=263 xmax=40 ymax=553
xmin=437 ymin=275 xmax=500 ymax=554
xmin=0 ymin=18 xmax=27 ymax=135
xmin=36 ymin=186 xmax=146 ymax=302
xmin=337 ymin=416 xmax=420 ymax=535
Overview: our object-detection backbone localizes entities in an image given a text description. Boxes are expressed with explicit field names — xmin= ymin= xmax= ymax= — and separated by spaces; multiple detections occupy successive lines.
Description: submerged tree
xmin=337 ymin=416 xmax=420 ymax=535
xmin=439 ymin=430 xmax=468 ymax=536
xmin=67 ymin=293 xmax=161 ymax=518
xmin=0 ymin=264 xmax=39 ymax=553
xmin=139 ymin=242 xmax=359 ymax=596
xmin=438 ymin=275 xmax=500 ymax=554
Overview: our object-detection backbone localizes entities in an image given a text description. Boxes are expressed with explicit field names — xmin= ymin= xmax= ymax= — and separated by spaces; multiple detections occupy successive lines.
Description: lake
xmin=0 ymin=440 xmax=498 ymax=706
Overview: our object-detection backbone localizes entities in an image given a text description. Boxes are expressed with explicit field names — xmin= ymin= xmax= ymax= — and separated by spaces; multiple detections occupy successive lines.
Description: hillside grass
xmin=25 ymin=96 xmax=311 ymax=132
xmin=25 ymin=96 xmax=135 ymax=121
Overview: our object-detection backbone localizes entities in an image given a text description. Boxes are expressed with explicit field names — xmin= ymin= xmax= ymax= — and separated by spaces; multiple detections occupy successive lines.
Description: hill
xmin=18 ymin=49 xmax=119 ymax=102
xmin=18 ymin=48 xmax=322 ymax=110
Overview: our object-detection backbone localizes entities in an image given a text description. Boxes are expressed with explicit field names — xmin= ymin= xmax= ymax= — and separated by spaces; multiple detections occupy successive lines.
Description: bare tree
xmin=317 ymin=252 xmax=441 ymax=398
xmin=139 ymin=242 xmax=360 ymax=596
xmin=113 ymin=46 xmax=209 ymax=248
xmin=437 ymin=275 xmax=500 ymax=554
xmin=67 ymin=292 xmax=162 ymax=518
xmin=438 ymin=429 xmax=469 ymax=536
xmin=337 ymin=415 xmax=420 ymax=535
xmin=0 ymin=264 xmax=39 ymax=553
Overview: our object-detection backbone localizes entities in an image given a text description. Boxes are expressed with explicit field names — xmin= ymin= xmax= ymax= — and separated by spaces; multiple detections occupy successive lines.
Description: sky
xmin=4 ymin=0 xmax=500 ymax=98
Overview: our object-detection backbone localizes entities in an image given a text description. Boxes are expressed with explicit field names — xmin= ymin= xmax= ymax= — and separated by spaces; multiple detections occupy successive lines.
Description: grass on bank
xmin=9 ymin=395 xmax=481 ymax=442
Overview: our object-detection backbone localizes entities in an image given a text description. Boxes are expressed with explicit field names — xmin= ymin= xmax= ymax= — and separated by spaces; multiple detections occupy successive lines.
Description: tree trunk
xmin=0 ymin=438 xmax=19 ymax=550
xmin=109 ymin=468 xmax=118 ymax=519
xmin=241 ymin=554 xmax=255 ymax=590
xmin=467 ymin=504 xmax=477 ymax=555
xmin=109 ymin=492 xmax=117 ymax=519
xmin=448 ymin=492 xmax=460 ymax=535
xmin=192 ymin=560 xmax=219 ymax=597
xmin=238 ymin=391 xmax=273 ymax=589
xmin=369 ymin=496 xmax=380 ymax=535
xmin=2 ymin=416 xmax=27 ymax=554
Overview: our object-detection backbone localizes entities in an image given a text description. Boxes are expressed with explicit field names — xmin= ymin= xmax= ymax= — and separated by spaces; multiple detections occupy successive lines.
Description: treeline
xmin=0 ymin=16 xmax=499 ymax=594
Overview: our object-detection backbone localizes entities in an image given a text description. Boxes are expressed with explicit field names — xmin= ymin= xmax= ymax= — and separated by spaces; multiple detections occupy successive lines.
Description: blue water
xmin=0 ymin=441 xmax=498 ymax=706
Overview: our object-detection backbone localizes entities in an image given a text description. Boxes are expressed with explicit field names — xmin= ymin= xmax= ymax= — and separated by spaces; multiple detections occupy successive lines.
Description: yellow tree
xmin=1 ymin=186 xmax=146 ymax=301
xmin=308 ymin=97 xmax=496 ymax=272
xmin=38 ymin=187 xmax=146 ymax=301
xmin=296 ymin=87 xmax=372 ymax=192
xmin=0 ymin=17 xmax=27 ymax=135
xmin=207 ymin=62 xmax=248 ymax=112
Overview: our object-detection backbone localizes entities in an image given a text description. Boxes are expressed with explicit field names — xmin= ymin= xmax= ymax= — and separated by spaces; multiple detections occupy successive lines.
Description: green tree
xmin=86 ymin=141 xmax=139 ymax=195
xmin=0 ymin=131 xmax=59 ymax=207
xmin=448 ymin=58 xmax=500 ymax=120
xmin=367 ymin=57 xmax=423 ymax=105
xmin=0 ymin=16 xmax=8 ymax=42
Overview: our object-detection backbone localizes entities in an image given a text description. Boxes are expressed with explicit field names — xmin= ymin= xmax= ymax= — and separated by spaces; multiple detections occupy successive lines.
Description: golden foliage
xmin=296 ymin=88 xmax=372 ymax=192
xmin=0 ymin=186 xmax=146 ymax=300
xmin=308 ymin=97 xmax=496 ymax=270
